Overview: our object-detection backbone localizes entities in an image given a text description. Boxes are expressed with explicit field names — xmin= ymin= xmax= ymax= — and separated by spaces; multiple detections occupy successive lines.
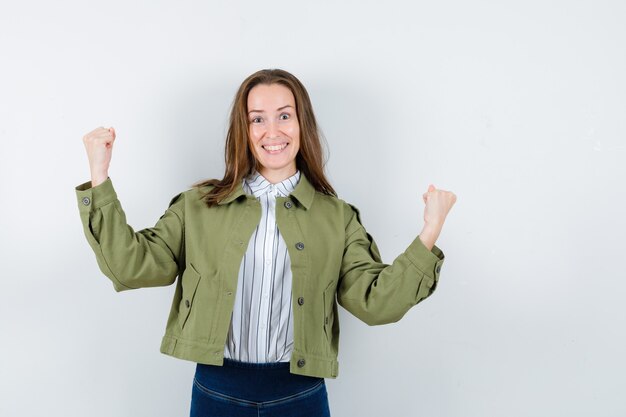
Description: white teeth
xmin=263 ymin=143 xmax=287 ymax=151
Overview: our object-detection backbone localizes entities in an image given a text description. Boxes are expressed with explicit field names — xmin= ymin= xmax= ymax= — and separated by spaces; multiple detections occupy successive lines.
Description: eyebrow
xmin=248 ymin=105 xmax=294 ymax=115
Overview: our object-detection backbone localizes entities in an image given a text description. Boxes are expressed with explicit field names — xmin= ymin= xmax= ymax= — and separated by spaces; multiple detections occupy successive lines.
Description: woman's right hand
xmin=82 ymin=126 xmax=116 ymax=187
xmin=418 ymin=184 xmax=457 ymax=251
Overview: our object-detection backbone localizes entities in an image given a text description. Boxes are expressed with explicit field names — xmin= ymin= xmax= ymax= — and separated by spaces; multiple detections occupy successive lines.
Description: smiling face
xmin=247 ymin=83 xmax=300 ymax=183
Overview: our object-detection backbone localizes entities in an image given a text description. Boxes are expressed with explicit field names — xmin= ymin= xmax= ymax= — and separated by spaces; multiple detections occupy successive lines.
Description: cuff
xmin=75 ymin=176 xmax=117 ymax=213
xmin=404 ymin=235 xmax=445 ymax=282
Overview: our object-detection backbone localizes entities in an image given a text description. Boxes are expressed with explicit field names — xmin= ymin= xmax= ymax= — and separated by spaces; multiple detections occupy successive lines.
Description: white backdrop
xmin=1 ymin=1 xmax=625 ymax=416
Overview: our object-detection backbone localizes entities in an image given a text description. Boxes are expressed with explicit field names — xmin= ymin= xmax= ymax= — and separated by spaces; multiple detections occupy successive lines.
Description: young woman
xmin=76 ymin=68 xmax=456 ymax=416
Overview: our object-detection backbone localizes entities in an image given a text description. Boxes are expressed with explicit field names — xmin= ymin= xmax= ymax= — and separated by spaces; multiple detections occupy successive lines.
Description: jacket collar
xmin=218 ymin=170 xmax=315 ymax=209
xmin=245 ymin=170 xmax=300 ymax=198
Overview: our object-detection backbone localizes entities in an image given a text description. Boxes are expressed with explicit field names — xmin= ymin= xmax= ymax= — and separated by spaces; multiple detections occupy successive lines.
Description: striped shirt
xmin=223 ymin=169 xmax=301 ymax=363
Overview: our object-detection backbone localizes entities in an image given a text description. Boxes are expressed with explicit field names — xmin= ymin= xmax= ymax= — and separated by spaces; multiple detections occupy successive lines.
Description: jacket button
xmin=82 ymin=196 xmax=90 ymax=206
xmin=185 ymin=299 xmax=190 ymax=308
xmin=436 ymin=265 xmax=441 ymax=273
xmin=295 ymin=242 xmax=304 ymax=250
xmin=284 ymin=201 xmax=293 ymax=209
xmin=298 ymin=297 xmax=304 ymax=305
xmin=297 ymin=359 xmax=306 ymax=367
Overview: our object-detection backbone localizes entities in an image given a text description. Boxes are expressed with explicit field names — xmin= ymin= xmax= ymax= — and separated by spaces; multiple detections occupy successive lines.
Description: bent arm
xmin=75 ymin=177 xmax=185 ymax=292
xmin=337 ymin=203 xmax=444 ymax=325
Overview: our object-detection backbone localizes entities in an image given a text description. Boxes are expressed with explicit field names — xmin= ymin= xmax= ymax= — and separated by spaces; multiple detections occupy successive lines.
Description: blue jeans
xmin=190 ymin=358 xmax=331 ymax=416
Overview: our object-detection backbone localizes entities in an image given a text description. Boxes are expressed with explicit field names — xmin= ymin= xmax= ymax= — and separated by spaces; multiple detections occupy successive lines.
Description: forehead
xmin=247 ymin=83 xmax=295 ymax=109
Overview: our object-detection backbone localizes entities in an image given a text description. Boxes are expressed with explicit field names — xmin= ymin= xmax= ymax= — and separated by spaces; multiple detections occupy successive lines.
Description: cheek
xmin=294 ymin=129 xmax=301 ymax=149
xmin=249 ymin=126 xmax=261 ymax=141
xmin=286 ymin=123 xmax=300 ymax=141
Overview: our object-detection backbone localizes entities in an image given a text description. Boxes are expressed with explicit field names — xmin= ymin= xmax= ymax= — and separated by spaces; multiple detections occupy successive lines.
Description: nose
xmin=266 ymin=118 xmax=280 ymax=137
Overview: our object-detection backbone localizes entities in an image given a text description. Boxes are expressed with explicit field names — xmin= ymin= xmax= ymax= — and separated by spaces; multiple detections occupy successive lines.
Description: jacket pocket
xmin=323 ymin=281 xmax=335 ymax=341
xmin=179 ymin=263 xmax=202 ymax=330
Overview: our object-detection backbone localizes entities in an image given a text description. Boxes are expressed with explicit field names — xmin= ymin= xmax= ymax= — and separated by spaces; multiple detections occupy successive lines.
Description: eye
xmin=279 ymin=113 xmax=290 ymax=120
xmin=251 ymin=116 xmax=262 ymax=123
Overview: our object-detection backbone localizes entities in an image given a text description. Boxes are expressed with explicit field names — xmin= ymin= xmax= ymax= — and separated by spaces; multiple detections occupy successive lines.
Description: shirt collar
xmin=244 ymin=170 xmax=300 ymax=198
xmin=218 ymin=169 xmax=315 ymax=209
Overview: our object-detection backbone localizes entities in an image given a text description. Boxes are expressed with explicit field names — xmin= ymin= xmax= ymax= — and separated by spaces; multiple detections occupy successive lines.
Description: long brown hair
xmin=192 ymin=68 xmax=336 ymax=207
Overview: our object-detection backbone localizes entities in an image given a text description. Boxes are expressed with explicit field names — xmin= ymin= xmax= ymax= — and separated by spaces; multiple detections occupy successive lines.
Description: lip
xmin=261 ymin=142 xmax=289 ymax=147
xmin=261 ymin=142 xmax=289 ymax=154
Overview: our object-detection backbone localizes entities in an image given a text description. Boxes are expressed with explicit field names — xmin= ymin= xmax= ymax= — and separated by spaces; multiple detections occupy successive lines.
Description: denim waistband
xmin=222 ymin=357 xmax=291 ymax=369
xmin=194 ymin=358 xmax=324 ymax=402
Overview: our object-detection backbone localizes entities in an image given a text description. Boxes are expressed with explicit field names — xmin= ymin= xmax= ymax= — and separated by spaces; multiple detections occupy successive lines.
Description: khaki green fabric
xmin=75 ymin=173 xmax=445 ymax=379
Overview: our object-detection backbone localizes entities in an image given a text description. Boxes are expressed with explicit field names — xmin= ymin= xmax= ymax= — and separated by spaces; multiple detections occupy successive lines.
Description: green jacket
xmin=74 ymin=173 xmax=445 ymax=379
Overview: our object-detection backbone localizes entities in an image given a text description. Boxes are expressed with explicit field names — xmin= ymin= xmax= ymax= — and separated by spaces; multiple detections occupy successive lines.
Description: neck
xmin=258 ymin=166 xmax=297 ymax=184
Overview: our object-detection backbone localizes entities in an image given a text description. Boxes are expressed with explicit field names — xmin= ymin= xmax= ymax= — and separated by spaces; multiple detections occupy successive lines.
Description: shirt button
xmin=260 ymin=323 xmax=266 ymax=329
xmin=265 ymin=259 xmax=271 ymax=265
xmin=298 ymin=297 xmax=304 ymax=305
xmin=284 ymin=201 xmax=293 ymax=209
xmin=436 ymin=265 xmax=441 ymax=273
xmin=295 ymin=242 xmax=304 ymax=250
xmin=297 ymin=359 xmax=306 ymax=367
xmin=82 ymin=196 xmax=90 ymax=206
xmin=185 ymin=299 xmax=190 ymax=308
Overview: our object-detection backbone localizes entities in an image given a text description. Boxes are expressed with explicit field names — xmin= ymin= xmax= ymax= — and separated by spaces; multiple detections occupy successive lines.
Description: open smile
xmin=262 ymin=143 xmax=289 ymax=154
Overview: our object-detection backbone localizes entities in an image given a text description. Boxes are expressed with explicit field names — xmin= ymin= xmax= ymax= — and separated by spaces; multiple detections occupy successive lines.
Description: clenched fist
xmin=422 ymin=184 xmax=457 ymax=226
xmin=82 ymin=126 xmax=116 ymax=187
xmin=418 ymin=184 xmax=457 ymax=251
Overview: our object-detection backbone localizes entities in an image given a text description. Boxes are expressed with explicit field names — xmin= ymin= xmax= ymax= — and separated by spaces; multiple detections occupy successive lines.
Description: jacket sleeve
xmin=75 ymin=177 xmax=185 ymax=292
xmin=337 ymin=203 xmax=445 ymax=325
